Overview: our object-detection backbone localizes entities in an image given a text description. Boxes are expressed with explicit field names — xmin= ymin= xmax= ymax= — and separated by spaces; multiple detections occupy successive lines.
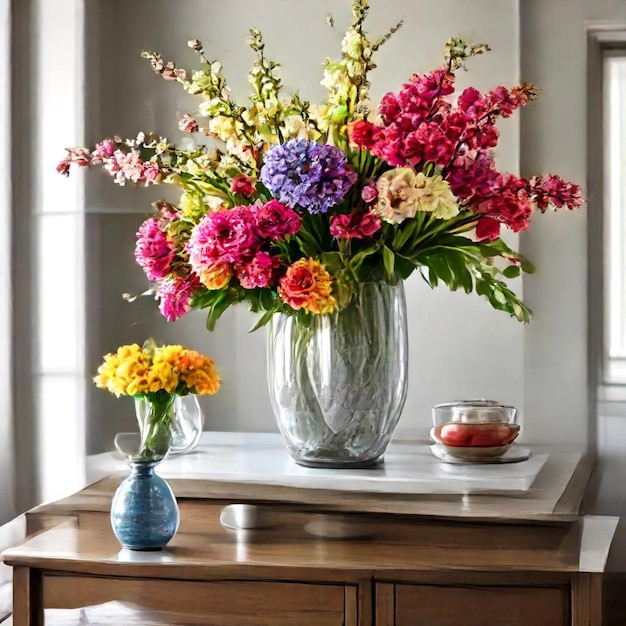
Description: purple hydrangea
xmin=260 ymin=139 xmax=358 ymax=214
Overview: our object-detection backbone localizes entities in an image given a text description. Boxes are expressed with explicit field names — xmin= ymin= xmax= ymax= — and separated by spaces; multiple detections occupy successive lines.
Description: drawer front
xmin=43 ymin=575 xmax=354 ymax=626
xmin=383 ymin=583 xmax=569 ymax=626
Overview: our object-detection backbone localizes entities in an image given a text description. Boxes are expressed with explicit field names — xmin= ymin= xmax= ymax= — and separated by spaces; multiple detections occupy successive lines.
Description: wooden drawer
xmin=377 ymin=582 xmax=570 ymax=626
xmin=43 ymin=575 xmax=356 ymax=626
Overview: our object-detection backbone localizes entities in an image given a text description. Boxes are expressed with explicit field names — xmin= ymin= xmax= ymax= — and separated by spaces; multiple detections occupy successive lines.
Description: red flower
xmin=475 ymin=217 xmax=501 ymax=241
xmin=330 ymin=211 xmax=382 ymax=240
xmin=230 ymin=173 xmax=256 ymax=196
xmin=347 ymin=119 xmax=378 ymax=149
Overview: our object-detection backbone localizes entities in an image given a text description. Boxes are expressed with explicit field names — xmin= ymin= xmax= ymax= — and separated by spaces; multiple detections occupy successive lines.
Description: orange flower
xmin=200 ymin=261 xmax=233 ymax=290
xmin=278 ymin=258 xmax=335 ymax=315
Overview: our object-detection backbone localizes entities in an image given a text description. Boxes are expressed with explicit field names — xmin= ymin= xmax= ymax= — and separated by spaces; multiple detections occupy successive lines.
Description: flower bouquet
xmin=94 ymin=340 xmax=220 ymax=461
xmin=59 ymin=1 xmax=582 ymax=330
xmin=65 ymin=0 xmax=583 ymax=466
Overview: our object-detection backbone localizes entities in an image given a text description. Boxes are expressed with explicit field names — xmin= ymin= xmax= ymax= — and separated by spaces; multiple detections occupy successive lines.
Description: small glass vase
xmin=267 ymin=279 xmax=409 ymax=468
xmin=110 ymin=394 xmax=179 ymax=550
xmin=134 ymin=394 xmax=204 ymax=455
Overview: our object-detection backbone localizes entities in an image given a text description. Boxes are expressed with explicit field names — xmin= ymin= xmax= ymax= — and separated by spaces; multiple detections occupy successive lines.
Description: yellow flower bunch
xmin=94 ymin=342 xmax=220 ymax=398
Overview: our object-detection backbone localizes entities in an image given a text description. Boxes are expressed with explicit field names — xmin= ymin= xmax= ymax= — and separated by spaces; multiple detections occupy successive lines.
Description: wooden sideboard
xmin=1 ymin=435 xmax=623 ymax=625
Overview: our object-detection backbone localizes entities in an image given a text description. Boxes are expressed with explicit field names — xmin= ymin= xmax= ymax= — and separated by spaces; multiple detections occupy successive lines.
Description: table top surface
xmin=80 ymin=432 xmax=590 ymax=521
xmin=3 ymin=500 xmax=619 ymax=579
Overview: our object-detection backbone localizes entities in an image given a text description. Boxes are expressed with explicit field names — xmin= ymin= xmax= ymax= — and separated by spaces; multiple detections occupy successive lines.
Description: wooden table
xmin=1 ymin=435 xmax=622 ymax=625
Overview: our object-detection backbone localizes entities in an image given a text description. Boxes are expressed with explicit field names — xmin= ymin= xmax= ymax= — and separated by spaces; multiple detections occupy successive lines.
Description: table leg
xmin=12 ymin=566 xmax=43 ymax=626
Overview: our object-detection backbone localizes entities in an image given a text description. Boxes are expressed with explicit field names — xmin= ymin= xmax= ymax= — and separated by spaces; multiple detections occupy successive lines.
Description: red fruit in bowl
xmin=436 ymin=423 xmax=519 ymax=447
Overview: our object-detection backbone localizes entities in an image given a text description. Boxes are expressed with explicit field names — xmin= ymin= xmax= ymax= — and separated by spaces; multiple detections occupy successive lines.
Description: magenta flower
xmin=330 ymin=211 xmax=382 ymax=240
xmin=446 ymin=148 xmax=499 ymax=203
xmin=134 ymin=218 xmax=177 ymax=281
xmin=187 ymin=206 xmax=260 ymax=276
xmin=236 ymin=251 xmax=281 ymax=289
xmin=156 ymin=274 xmax=198 ymax=321
xmin=253 ymin=200 xmax=302 ymax=240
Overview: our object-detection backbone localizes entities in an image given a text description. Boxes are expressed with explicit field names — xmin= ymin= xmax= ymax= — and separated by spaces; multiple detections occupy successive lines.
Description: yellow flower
xmin=180 ymin=191 xmax=207 ymax=221
xmin=93 ymin=342 xmax=220 ymax=399
xmin=375 ymin=169 xmax=460 ymax=223
xmin=207 ymin=116 xmax=239 ymax=144
xmin=413 ymin=173 xmax=460 ymax=219
xmin=146 ymin=362 xmax=178 ymax=394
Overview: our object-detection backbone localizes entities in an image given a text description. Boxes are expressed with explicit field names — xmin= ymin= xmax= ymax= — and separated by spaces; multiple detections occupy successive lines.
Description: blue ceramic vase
xmin=110 ymin=459 xmax=179 ymax=550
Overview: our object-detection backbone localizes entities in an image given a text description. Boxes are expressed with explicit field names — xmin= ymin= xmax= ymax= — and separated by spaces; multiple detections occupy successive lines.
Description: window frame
xmin=588 ymin=27 xmax=626 ymax=406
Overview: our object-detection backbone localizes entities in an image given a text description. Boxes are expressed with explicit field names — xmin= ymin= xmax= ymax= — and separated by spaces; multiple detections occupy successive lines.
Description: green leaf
xmin=502 ymin=265 xmax=521 ymax=279
xmin=520 ymin=258 xmax=536 ymax=274
xmin=382 ymin=246 xmax=395 ymax=281
xmin=320 ymin=251 xmax=344 ymax=274
xmin=394 ymin=256 xmax=416 ymax=280
xmin=493 ymin=288 xmax=507 ymax=305
xmin=446 ymin=252 xmax=474 ymax=293
xmin=205 ymin=291 xmax=235 ymax=331
xmin=248 ymin=309 xmax=274 ymax=332
xmin=259 ymin=288 xmax=275 ymax=311
xmin=428 ymin=266 xmax=439 ymax=287
xmin=426 ymin=254 xmax=452 ymax=286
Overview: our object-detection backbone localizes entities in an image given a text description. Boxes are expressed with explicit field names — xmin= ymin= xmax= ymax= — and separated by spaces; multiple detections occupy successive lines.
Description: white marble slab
xmin=90 ymin=432 xmax=549 ymax=495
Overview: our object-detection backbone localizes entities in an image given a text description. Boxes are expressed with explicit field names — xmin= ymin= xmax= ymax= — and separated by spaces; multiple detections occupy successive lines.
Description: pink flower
xmin=156 ymin=274 xmax=198 ymax=321
xmin=187 ymin=206 xmax=260 ymax=274
xmin=105 ymin=149 xmax=145 ymax=185
xmin=92 ymin=139 xmax=117 ymax=160
xmin=236 ymin=251 xmax=281 ymax=289
xmin=253 ymin=199 xmax=301 ymax=240
xmin=56 ymin=148 xmax=92 ymax=176
xmin=475 ymin=217 xmax=501 ymax=241
xmin=178 ymin=114 xmax=199 ymax=134
xmin=134 ymin=218 xmax=177 ymax=281
xmin=478 ymin=174 xmax=532 ymax=232
xmin=528 ymin=174 xmax=584 ymax=211
xmin=361 ymin=181 xmax=378 ymax=204
xmin=330 ymin=211 xmax=382 ymax=239
xmin=230 ymin=174 xmax=256 ymax=196
xmin=142 ymin=163 xmax=162 ymax=184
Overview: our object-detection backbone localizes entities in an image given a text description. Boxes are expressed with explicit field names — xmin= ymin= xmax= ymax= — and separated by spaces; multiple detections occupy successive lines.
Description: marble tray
xmin=100 ymin=432 xmax=548 ymax=495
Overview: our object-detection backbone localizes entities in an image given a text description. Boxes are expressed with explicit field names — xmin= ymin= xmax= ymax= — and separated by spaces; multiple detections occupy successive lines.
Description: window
xmin=604 ymin=53 xmax=626 ymax=384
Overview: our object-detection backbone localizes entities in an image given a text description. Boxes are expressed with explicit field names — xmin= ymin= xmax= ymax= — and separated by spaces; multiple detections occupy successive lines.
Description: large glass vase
xmin=267 ymin=280 xmax=408 ymax=468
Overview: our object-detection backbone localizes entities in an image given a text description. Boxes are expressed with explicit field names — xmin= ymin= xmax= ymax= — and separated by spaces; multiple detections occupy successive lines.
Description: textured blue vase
xmin=110 ymin=460 xmax=179 ymax=551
